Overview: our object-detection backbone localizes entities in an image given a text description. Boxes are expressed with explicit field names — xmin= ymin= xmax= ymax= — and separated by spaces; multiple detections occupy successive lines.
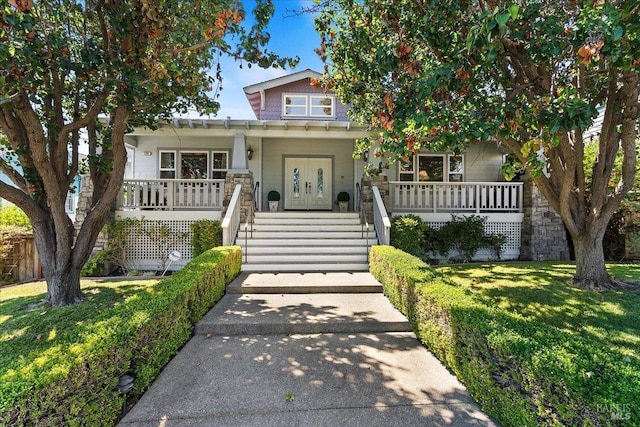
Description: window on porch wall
xmin=398 ymin=154 xmax=464 ymax=182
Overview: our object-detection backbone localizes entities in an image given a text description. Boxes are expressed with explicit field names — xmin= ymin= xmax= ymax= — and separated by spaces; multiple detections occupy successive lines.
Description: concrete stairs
xmin=237 ymin=212 xmax=375 ymax=272
xmin=195 ymin=272 xmax=412 ymax=336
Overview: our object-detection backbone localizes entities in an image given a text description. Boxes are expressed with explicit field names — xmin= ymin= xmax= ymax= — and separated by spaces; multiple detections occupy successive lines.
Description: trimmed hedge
xmin=370 ymin=246 xmax=640 ymax=426
xmin=0 ymin=246 xmax=241 ymax=426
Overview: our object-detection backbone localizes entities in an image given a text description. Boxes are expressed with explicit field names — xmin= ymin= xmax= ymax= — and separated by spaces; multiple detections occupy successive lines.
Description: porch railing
xmin=222 ymin=184 xmax=243 ymax=246
xmin=117 ymin=179 xmax=225 ymax=210
xmin=373 ymin=186 xmax=391 ymax=245
xmin=389 ymin=181 xmax=524 ymax=213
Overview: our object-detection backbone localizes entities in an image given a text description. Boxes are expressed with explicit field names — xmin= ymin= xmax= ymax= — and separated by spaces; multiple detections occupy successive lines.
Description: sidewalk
xmin=118 ymin=272 xmax=498 ymax=426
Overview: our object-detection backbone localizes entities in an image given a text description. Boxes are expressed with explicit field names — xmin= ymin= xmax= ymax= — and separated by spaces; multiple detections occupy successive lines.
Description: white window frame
xmin=211 ymin=151 xmax=229 ymax=179
xmin=179 ymin=151 xmax=209 ymax=179
xmin=283 ymin=94 xmax=308 ymax=117
xmin=309 ymin=95 xmax=335 ymax=118
xmin=159 ymin=150 xmax=177 ymax=179
xmin=398 ymin=153 xmax=464 ymax=182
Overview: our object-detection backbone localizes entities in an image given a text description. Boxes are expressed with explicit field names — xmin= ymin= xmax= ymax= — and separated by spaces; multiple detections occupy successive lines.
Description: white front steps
xmin=238 ymin=212 xmax=375 ymax=272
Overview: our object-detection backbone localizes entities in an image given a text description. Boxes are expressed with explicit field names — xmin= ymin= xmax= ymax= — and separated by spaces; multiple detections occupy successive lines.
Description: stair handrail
xmin=222 ymin=184 xmax=243 ymax=246
xmin=372 ymin=186 xmax=391 ymax=245
xmin=243 ymin=181 xmax=259 ymax=263
xmin=356 ymin=182 xmax=370 ymax=260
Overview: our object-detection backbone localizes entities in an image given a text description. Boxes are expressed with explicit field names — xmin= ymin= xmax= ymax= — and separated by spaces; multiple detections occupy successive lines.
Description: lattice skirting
xmin=424 ymin=220 xmax=521 ymax=261
xmin=123 ymin=219 xmax=195 ymax=272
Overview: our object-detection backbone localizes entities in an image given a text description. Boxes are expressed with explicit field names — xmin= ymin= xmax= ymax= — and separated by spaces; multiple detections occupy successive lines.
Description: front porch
xmin=111 ymin=178 xmax=525 ymax=270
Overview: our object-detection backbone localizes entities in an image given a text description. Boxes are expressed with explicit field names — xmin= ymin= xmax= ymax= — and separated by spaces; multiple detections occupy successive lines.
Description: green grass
xmin=0 ymin=279 xmax=161 ymax=378
xmin=434 ymin=262 xmax=640 ymax=359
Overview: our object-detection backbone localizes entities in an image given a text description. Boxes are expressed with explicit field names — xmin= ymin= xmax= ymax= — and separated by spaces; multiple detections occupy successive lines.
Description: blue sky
xmin=213 ymin=1 xmax=324 ymax=120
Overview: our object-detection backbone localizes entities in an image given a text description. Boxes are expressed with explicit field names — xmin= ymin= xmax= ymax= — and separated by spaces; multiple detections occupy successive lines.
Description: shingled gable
xmin=243 ymin=69 xmax=329 ymax=120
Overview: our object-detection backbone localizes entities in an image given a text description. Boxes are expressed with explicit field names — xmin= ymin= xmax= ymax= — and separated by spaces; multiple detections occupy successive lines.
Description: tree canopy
xmin=0 ymin=0 xmax=296 ymax=306
xmin=316 ymin=0 xmax=639 ymax=288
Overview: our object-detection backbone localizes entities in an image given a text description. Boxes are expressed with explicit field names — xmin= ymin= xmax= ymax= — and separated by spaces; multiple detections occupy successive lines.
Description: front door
xmin=284 ymin=157 xmax=333 ymax=210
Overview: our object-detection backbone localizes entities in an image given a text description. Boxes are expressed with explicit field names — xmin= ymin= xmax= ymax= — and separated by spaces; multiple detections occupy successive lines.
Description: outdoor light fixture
xmin=247 ymin=145 xmax=254 ymax=160
xmin=116 ymin=373 xmax=135 ymax=417
xmin=362 ymin=150 xmax=369 ymax=162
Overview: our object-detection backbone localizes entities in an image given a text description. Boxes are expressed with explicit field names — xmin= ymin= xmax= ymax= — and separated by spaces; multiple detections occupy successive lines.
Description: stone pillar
xmin=73 ymin=174 xmax=110 ymax=253
xmin=360 ymin=174 xmax=390 ymax=224
xmin=520 ymin=177 xmax=570 ymax=260
xmin=221 ymin=172 xmax=255 ymax=224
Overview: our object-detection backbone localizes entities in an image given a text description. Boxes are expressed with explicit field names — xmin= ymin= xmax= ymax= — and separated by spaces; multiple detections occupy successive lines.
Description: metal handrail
xmin=243 ymin=181 xmax=259 ymax=263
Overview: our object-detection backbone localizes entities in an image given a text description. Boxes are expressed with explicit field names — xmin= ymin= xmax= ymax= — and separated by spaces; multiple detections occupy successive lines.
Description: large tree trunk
xmin=45 ymin=264 xmax=83 ymax=307
xmin=570 ymin=226 xmax=612 ymax=290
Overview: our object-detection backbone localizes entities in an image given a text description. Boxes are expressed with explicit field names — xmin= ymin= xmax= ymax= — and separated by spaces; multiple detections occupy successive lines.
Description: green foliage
xmin=317 ymin=0 xmax=639 ymax=286
xmin=336 ymin=191 xmax=350 ymax=202
xmin=0 ymin=0 xmax=296 ymax=306
xmin=391 ymin=214 xmax=506 ymax=262
xmin=391 ymin=214 xmax=425 ymax=256
xmin=370 ymin=246 xmax=640 ymax=426
xmin=0 ymin=206 xmax=31 ymax=230
xmin=190 ymin=220 xmax=222 ymax=257
xmin=0 ymin=246 xmax=242 ymax=426
xmin=267 ymin=190 xmax=280 ymax=201
xmin=81 ymin=217 xmax=142 ymax=276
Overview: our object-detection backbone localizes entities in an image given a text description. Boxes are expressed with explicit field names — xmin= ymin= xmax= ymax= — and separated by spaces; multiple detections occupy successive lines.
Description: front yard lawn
xmin=434 ymin=262 xmax=640 ymax=359
xmin=0 ymin=278 xmax=162 ymax=377
xmin=0 ymin=246 xmax=241 ymax=426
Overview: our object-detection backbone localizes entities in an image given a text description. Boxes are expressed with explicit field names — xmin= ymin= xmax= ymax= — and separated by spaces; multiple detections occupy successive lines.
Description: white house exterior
xmin=101 ymin=69 xmax=567 ymax=271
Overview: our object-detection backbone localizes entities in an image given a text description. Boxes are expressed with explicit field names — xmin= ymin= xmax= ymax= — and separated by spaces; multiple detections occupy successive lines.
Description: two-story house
xmin=97 ymin=69 xmax=568 ymax=271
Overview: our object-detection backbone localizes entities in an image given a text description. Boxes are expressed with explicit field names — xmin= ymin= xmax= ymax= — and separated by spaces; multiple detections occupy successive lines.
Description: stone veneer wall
xmin=360 ymin=174 xmax=390 ymax=224
xmin=520 ymin=177 xmax=570 ymax=261
xmin=221 ymin=172 xmax=255 ymax=224
xmin=73 ymin=174 xmax=109 ymax=254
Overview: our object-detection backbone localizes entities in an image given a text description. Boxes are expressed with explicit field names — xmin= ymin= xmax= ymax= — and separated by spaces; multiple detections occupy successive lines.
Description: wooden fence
xmin=1 ymin=233 xmax=42 ymax=283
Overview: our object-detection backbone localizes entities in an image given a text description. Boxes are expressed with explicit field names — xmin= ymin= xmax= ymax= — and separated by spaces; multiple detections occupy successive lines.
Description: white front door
xmin=284 ymin=157 xmax=333 ymax=210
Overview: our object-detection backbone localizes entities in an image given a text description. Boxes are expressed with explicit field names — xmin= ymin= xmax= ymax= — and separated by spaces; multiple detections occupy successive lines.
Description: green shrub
xmin=0 ymin=246 xmax=241 ymax=426
xmin=190 ymin=220 xmax=222 ymax=257
xmin=370 ymin=246 xmax=640 ymax=426
xmin=390 ymin=214 xmax=507 ymax=262
xmin=391 ymin=214 xmax=425 ymax=256
xmin=0 ymin=205 xmax=31 ymax=229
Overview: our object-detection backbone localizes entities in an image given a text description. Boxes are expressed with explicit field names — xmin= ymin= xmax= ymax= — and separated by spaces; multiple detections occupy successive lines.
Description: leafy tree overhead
xmin=0 ymin=0 xmax=296 ymax=307
xmin=315 ymin=0 xmax=639 ymax=289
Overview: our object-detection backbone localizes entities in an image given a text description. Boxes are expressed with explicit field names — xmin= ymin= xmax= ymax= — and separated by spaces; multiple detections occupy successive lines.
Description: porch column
xmin=230 ymin=133 xmax=249 ymax=172
xmin=360 ymin=174 xmax=390 ymax=225
xmin=222 ymin=133 xmax=255 ymax=224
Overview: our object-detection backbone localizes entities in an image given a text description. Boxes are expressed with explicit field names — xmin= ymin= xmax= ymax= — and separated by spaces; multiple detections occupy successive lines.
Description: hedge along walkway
xmin=118 ymin=271 xmax=498 ymax=426
xmin=0 ymin=247 xmax=242 ymax=427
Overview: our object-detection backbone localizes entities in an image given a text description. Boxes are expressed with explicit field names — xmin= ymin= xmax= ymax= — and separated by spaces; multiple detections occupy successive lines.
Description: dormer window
xmin=283 ymin=94 xmax=335 ymax=118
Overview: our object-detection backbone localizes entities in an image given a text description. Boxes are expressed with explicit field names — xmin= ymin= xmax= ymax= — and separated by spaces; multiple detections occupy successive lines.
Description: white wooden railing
xmin=389 ymin=181 xmax=524 ymax=213
xmin=222 ymin=184 xmax=243 ymax=246
xmin=373 ymin=186 xmax=391 ymax=245
xmin=117 ymin=179 xmax=225 ymax=210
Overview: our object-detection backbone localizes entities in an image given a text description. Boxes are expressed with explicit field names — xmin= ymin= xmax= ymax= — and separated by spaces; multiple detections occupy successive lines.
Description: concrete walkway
xmin=119 ymin=272 xmax=498 ymax=427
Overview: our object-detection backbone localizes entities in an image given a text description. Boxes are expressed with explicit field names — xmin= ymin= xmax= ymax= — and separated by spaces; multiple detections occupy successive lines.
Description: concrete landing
xmin=194 ymin=293 xmax=412 ymax=335
xmin=226 ymin=272 xmax=383 ymax=294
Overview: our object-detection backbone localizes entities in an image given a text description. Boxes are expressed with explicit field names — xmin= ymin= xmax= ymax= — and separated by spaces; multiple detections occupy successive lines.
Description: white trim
xmin=159 ymin=150 xmax=177 ymax=179
xmin=243 ymin=69 xmax=322 ymax=94
xmin=283 ymin=94 xmax=308 ymax=117
xmin=310 ymin=95 xmax=335 ymax=118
